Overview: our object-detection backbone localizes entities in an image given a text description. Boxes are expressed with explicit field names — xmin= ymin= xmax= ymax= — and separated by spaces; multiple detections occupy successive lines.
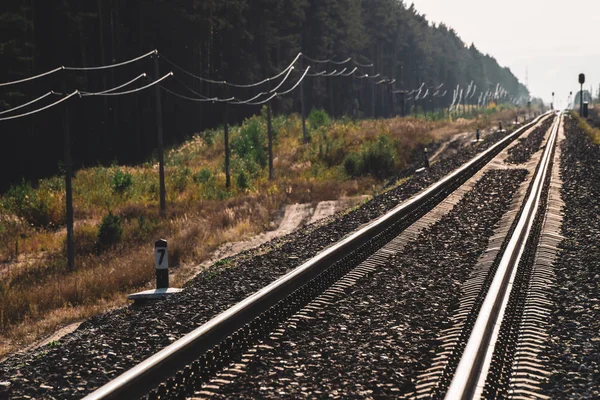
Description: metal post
xmin=154 ymin=56 xmax=166 ymax=215
xmin=267 ymin=102 xmax=274 ymax=181
xmin=224 ymin=104 xmax=231 ymax=189
xmin=63 ymin=86 xmax=75 ymax=272
xmin=581 ymin=83 xmax=584 ymax=115
xmin=300 ymin=58 xmax=307 ymax=143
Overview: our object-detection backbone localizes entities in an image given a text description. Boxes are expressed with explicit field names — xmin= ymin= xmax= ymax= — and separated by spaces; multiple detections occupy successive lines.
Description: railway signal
xmin=579 ymin=73 xmax=585 ymax=115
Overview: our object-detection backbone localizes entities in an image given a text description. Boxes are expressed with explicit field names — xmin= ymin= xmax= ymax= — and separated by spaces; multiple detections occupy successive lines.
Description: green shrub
xmin=171 ymin=166 xmax=191 ymax=193
xmin=308 ymin=108 xmax=330 ymax=130
xmin=236 ymin=170 xmax=250 ymax=190
xmin=232 ymin=117 xmax=267 ymax=172
xmin=111 ymin=169 xmax=133 ymax=193
xmin=316 ymin=131 xmax=346 ymax=167
xmin=2 ymin=180 xmax=63 ymax=228
xmin=362 ymin=136 xmax=396 ymax=179
xmin=202 ymin=128 xmax=217 ymax=146
xmin=194 ymin=168 xmax=212 ymax=184
xmin=97 ymin=212 xmax=123 ymax=249
xmin=344 ymin=152 xmax=363 ymax=176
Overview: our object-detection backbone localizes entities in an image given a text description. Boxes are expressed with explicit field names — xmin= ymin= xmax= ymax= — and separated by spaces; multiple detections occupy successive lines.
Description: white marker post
xmin=155 ymin=239 xmax=169 ymax=289
xmin=127 ymin=238 xmax=181 ymax=302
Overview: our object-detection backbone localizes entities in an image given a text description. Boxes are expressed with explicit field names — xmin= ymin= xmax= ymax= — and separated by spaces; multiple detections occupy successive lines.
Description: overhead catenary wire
xmin=0 ymin=91 xmax=79 ymax=122
xmin=0 ymin=67 xmax=63 ymax=88
xmin=0 ymin=50 xmax=157 ymax=87
xmin=0 ymin=91 xmax=56 ymax=116
xmin=79 ymin=73 xmax=147 ymax=95
xmin=268 ymin=67 xmax=295 ymax=93
xmin=162 ymin=66 xmax=311 ymax=106
xmin=63 ymin=50 xmax=157 ymax=71
xmin=160 ymin=52 xmax=302 ymax=89
xmin=235 ymin=66 xmax=311 ymax=105
xmin=80 ymin=72 xmax=173 ymax=97
xmin=161 ymin=86 xmax=234 ymax=103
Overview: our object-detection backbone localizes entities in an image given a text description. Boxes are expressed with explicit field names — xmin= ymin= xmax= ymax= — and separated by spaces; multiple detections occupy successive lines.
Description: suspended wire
xmin=229 ymin=91 xmax=269 ymax=105
xmin=63 ymin=49 xmax=157 ymax=71
xmin=276 ymin=67 xmax=310 ymax=96
xmin=160 ymin=52 xmax=302 ymax=88
xmin=332 ymin=68 xmax=348 ymax=77
xmin=172 ymin=75 xmax=213 ymax=100
xmin=161 ymin=86 xmax=235 ymax=103
xmin=79 ymin=73 xmax=147 ymax=95
xmin=162 ymin=66 xmax=310 ymax=106
xmin=0 ymin=67 xmax=63 ymax=88
xmin=238 ymin=67 xmax=311 ymax=105
xmin=302 ymin=53 xmax=373 ymax=68
xmin=80 ymin=72 xmax=173 ymax=97
xmin=0 ymin=91 xmax=56 ymax=116
xmin=0 ymin=50 xmax=156 ymax=87
xmin=0 ymin=91 xmax=79 ymax=122
xmin=301 ymin=55 xmax=351 ymax=65
xmin=342 ymin=67 xmax=358 ymax=77
xmin=243 ymin=93 xmax=277 ymax=106
xmin=268 ymin=67 xmax=295 ymax=93
xmin=353 ymin=59 xmax=374 ymax=68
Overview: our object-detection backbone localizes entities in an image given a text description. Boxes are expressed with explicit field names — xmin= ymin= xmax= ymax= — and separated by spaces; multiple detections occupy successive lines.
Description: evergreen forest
xmin=0 ymin=0 xmax=529 ymax=190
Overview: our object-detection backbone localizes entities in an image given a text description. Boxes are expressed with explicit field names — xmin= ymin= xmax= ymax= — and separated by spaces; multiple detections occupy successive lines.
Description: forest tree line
xmin=0 ymin=0 xmax=529 ymax=191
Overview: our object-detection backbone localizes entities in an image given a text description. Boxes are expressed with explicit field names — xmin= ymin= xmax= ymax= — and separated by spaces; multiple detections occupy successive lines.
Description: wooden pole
xmin=63 ymin=88 xmax=75 ymax=271
xmin=154 ymin=56 xmax=166 ymax=215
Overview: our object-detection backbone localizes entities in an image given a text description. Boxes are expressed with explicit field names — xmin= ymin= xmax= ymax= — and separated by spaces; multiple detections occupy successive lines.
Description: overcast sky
xmin=408 ymin=0 xmax=600 ymax=108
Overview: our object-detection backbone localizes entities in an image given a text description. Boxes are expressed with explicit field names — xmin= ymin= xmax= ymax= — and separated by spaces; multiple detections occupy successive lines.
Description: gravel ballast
xmin=0 ymin=126 xmax=522 ymax=399
xmin=544 ymin=115 xmax=600 ymax=398
xmin=208 ymin=169 xmax=528 ymax=399
xmin=505 ymin=116 xmax=554 ymax=164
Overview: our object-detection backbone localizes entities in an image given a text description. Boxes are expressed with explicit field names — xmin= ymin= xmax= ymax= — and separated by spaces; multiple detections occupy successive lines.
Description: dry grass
xmin=575 ymin=107 xmax=600 ymax=144
xmin=0 ymin=106 xmax=522 ymax=358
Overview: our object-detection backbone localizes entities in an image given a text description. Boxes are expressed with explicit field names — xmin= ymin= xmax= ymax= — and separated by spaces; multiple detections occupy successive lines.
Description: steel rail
xmin=84 ymin=113 xmax=549 ymax=400
xmin=444 ymin=111 xmax=562 ymax=400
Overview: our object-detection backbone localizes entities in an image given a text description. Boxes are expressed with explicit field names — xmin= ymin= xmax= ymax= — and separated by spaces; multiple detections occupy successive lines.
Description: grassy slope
xmin=0 ymin=107 xmax=521 ymax=357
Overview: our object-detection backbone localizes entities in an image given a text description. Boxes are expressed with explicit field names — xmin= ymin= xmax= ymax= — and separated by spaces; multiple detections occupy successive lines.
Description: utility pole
xmin=267 ymin=101 xmax=274 ymax=181
xmin=300 ymin=57 xmax=307 ymax=143
xmin=63 ymin=85 xmax=75 ymax=272
xmin=154 ymin=55 xmax=166 ymax=215
xmin=224 ymin=104 xmax=231 ymax=189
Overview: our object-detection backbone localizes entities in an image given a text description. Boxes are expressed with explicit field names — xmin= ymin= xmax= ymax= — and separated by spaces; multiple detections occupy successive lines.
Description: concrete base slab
xmin=471 ymin=139 xmax=484 ymax=143
xmin=128 ymin=288 xmax=183 ymax=302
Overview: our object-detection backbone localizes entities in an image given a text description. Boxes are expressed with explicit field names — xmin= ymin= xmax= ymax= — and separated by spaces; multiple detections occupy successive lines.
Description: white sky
xmin=408 ymin=0 xmax=600 ymax=108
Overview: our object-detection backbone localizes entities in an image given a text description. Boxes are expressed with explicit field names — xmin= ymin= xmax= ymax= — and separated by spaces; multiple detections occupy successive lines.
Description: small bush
xmin=171 ymin=166 xmax=191 ymax=193
xmin=344 ymin=152 xmax=363 ymax=176
xmin=362 ymin=136 xmax=396 ymax=179
xmin=233 ymin=117 xmax=268 ymax=169
xmin=111 ymin=169 xmax=133 ymax=193
xmin=2 ymin=180 xmax=64 ymax=228
xmin=236 ymin=170 xmax=250 ymax=190
xmin=202 ymin=128 xmax=217 ymax=146
xmin=308 ymin=108 xmax=330 ymax=130
xmin=194 ymin=168 xmax=212 ymax=184
xmin=97 ymin=212 xmax=123 ymax=249
xmin=74 ymin=224 xmax=98 ymax=254
xmin=316 ymin=131 xmax=346 ymax=167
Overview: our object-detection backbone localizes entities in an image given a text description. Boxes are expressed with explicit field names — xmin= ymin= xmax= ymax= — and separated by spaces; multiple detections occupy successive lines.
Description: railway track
xmin=83 ymin=112 xmax=559 ymax=400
